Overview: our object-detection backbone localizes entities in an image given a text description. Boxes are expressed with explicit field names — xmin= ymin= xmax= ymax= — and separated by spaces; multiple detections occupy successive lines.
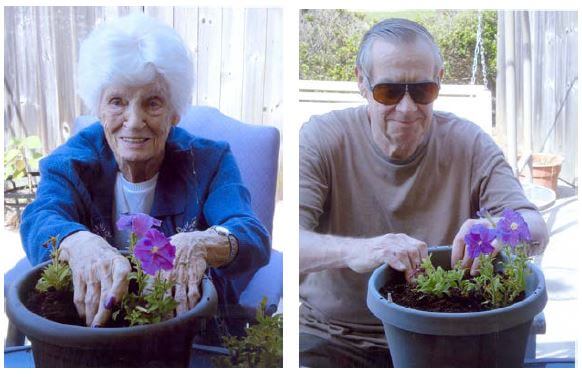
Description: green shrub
xmin=299 ymin=10 xmax=497 ymax=90
xmin=299 ymin=10 xmax=368 ymax=81
xmin=415 ymin=11 xmax=497 ymax=89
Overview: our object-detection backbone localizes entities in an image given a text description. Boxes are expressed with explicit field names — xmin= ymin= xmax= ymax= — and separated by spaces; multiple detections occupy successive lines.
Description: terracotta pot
xmin=530 ymin=153 xmax=564 ymax=192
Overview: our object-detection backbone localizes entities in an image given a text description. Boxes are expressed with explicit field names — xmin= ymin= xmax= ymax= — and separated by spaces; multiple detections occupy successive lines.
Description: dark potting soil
xmin=25 ymin=280 xmax=137 ymax=328
xmin=26 ymin=289 xmax=85 ymax=326
xmin=380 ymin=283 xmax=525 ymax=313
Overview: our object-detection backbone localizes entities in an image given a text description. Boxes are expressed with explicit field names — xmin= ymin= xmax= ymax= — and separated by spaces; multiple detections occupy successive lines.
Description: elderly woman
xmin=20 ymin=13 xmax=270 ymax=328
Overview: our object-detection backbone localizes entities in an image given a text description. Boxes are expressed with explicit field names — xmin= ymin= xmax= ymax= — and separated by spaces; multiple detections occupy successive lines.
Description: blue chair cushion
xmin=239 ymin=249 xmax=283 ymax=316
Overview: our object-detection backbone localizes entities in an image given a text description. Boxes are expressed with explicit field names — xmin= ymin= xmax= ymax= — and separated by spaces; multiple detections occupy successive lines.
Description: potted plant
xmin=367 ymin=209 xmax=547 ymax=367
xmin=6 ymin=214 xmax=218 ymax=367
xmin=4 ymin=135 xmax=43 ymax=226
xmin=530 ymin=153 xmax=564 ymax=192
xmin=213 ymin=297 xmax=283 ymax=368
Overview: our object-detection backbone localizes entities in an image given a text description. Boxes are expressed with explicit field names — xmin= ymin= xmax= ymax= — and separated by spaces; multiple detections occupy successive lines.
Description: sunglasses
xmin=370 ymin=81 xmax=440 ymax=105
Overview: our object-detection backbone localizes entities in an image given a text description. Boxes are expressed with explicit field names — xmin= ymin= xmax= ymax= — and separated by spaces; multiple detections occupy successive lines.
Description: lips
xmin=120 ymin=136 xmax=150 ymax=144
xmin=389 ymin=118 xmax=419 ymax=124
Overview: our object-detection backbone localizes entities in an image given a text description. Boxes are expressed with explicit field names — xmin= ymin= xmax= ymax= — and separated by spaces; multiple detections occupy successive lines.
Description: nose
xmin=124 ymin=103 xmax=146 ymax=129
xmin=395 ymin=91 xmax=418 ymax=113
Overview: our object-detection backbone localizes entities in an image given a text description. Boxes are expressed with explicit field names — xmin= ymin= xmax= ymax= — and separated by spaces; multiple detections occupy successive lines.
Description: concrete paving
xmin=531 ymin=184 xmax=579 ymax=361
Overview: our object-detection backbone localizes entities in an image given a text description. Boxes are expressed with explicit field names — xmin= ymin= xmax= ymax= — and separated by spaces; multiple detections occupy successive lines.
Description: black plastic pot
xmin=367 ymin=254 xmax=547 ymax=367
xmin=6 ymin=261 xmax=218 ymax=367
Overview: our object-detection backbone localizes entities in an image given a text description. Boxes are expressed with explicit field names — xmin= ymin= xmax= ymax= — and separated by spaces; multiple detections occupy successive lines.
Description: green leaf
xmin=23 ymin=135 xmax=42 ymax=149
xmin=213 ymin=297 xmax=282 ymax=367
xmin=4 ymin=148 xmax=21 ymax=162
xmin=14 ymin=159 xmax=26 ymax=172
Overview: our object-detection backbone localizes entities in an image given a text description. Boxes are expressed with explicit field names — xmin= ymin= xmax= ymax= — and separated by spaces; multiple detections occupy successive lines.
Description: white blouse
xmin=112 ymin=172 xmax=159 ymax=249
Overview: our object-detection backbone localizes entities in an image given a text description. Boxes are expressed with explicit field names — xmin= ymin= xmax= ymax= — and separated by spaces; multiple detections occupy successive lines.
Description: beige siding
xmin=496 ymin=11 xmax=578 ymax=184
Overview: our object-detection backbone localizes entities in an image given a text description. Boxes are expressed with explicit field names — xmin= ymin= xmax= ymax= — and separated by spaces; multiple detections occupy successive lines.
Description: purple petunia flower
xmin=496 ymin=208 xmax=531 ymax=248
xmin=464 ymin=224 xmax=496 ymax=259
xmin=133 ymin=228 xmax=176 ymax=276
xmin=116 ymin=213 xmax=162 ymax=238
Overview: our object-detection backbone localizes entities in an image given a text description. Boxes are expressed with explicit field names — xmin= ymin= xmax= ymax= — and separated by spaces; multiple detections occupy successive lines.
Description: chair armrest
xmin=238 ymin=249 xmax=283 ymax=317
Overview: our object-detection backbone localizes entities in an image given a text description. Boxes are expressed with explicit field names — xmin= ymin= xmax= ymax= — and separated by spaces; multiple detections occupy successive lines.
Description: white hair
xmin=77 ymin=13 xmax=194 ymax=116
xmin=356 ymin=18 xmax=444 ymax=84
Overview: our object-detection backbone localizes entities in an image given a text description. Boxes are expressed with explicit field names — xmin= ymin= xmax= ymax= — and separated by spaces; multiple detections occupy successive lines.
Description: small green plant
xmin=414 ymin=255 xmax=468 ymax=298
xmin=471 ymin=249 xmax=529 ymax=308
xmin=413 ymin=208 xmax=533 ymax=309
xmin=35 ymin=236 xmax=73 ymax=293
xmin=111 ymin=213 xmax=178 ymax=326
xmin=214 ymin=297 xmax=283 ymax=368
xmin=4 ymin=135 xmax=43 ymax=181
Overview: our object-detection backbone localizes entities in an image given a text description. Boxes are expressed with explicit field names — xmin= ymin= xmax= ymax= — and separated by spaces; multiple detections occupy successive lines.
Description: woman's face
xmin=98 ymin=77 xmax=180 ymax=181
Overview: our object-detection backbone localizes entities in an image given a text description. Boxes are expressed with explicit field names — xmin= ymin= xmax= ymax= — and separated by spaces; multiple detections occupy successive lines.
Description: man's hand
xmin=59 ymin=231 xmax=131 ymax=327
xmin=161 ymin=229 xmax=230 ymax=315
xmin=451 ymin=218 xmax=501 ymax=276
xmin=344 ymin=233 xmax=428 ymax=281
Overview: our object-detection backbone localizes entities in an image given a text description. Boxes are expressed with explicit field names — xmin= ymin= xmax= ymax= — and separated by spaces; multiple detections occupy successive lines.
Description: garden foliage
xmin=299 ymin=10 xmax=497 ymax=89
xmin=4 ymin=135 xmax=43 ymax=180
xmin=299 ymin=9 xmax=368 ymax=81
xmin=214 ymin=297 xmax=283 ymax=368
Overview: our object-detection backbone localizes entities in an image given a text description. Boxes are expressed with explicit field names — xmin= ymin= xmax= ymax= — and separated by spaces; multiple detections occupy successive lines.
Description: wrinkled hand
xmin=451 ymin=218 xmax=501 ymax=276
xmin=345 ymin=233 xmax=428 ymax=282
xmin=59 ymin=231 xmax=131 ymax=327
xmin=160 ymin=231 xmax=216 ymax=316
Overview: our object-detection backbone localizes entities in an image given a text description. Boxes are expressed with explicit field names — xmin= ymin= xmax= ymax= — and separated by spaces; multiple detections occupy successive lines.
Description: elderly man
xmin=299 ymin=18 xmax=548 ymax=368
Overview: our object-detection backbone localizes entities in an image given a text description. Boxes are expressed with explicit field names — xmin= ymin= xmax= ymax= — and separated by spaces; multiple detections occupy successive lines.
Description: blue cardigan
xmin=20 ymin=123 xmax=270 ymax=309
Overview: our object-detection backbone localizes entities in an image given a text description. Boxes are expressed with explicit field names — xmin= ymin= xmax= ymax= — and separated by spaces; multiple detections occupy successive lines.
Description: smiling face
xmin=98 ymin=77 xmax=180 ymax=182
xmin=358 ymin=39 xmax=442 ymax=160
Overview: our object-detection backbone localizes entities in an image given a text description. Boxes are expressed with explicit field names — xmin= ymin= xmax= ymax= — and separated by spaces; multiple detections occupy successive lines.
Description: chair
xmin=4 ymin=106 xmax=282 ymax=346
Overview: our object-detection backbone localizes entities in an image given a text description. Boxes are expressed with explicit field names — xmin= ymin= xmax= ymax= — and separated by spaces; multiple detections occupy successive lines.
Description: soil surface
xmin=380 ymin=283 xmax=525 ymax=313
xmin=26 ymin=289 xmax=85 ymax=326
xmin=25 ymin=281 xmax=137 ymax=328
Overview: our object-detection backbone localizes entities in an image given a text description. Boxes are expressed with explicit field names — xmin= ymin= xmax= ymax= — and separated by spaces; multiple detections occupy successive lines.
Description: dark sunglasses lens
xmin=372 ymin=84 xmax=406 ymax=105
xmin=409 ymin=82 xmax=439 ymax=104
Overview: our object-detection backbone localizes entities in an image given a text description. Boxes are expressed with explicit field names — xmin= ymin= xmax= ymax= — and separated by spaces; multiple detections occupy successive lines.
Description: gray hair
xmin=77 ymin=13 xmax=194 ymax=116
xmin=356 ymin=18 xmax=444 ymax=84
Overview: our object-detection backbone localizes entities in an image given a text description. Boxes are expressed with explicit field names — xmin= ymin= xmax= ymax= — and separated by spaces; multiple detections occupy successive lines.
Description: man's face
xmin=359 ymin=39 xmax=441 ymax=160
xmin=99 ymin=77 xmax=179 ymax=169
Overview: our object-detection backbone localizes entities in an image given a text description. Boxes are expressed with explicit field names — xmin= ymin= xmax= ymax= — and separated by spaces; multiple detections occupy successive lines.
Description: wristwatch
xmin=211 ymin=225 xmax=239 ymax=263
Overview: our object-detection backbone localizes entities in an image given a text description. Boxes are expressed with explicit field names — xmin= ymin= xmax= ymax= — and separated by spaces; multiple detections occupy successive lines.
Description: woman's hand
xmin=162 ymin=229 xmax=231 ymax=315
xmin=59 ymin=231 xmax=131 ymax=327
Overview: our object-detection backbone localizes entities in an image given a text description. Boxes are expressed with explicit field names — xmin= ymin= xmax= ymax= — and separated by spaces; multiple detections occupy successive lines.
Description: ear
xmin=171 ymin=113 xmax=181 ymax=127
xmin=355 ymin=66 xmax=369 ymax=99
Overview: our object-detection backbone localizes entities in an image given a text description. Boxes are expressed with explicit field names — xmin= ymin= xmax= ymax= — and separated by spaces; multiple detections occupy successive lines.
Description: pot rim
xmin=531 ymin=153 xmax=565 ymax=167
xmin=6 ymin=260 xmax=218 ymax=346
